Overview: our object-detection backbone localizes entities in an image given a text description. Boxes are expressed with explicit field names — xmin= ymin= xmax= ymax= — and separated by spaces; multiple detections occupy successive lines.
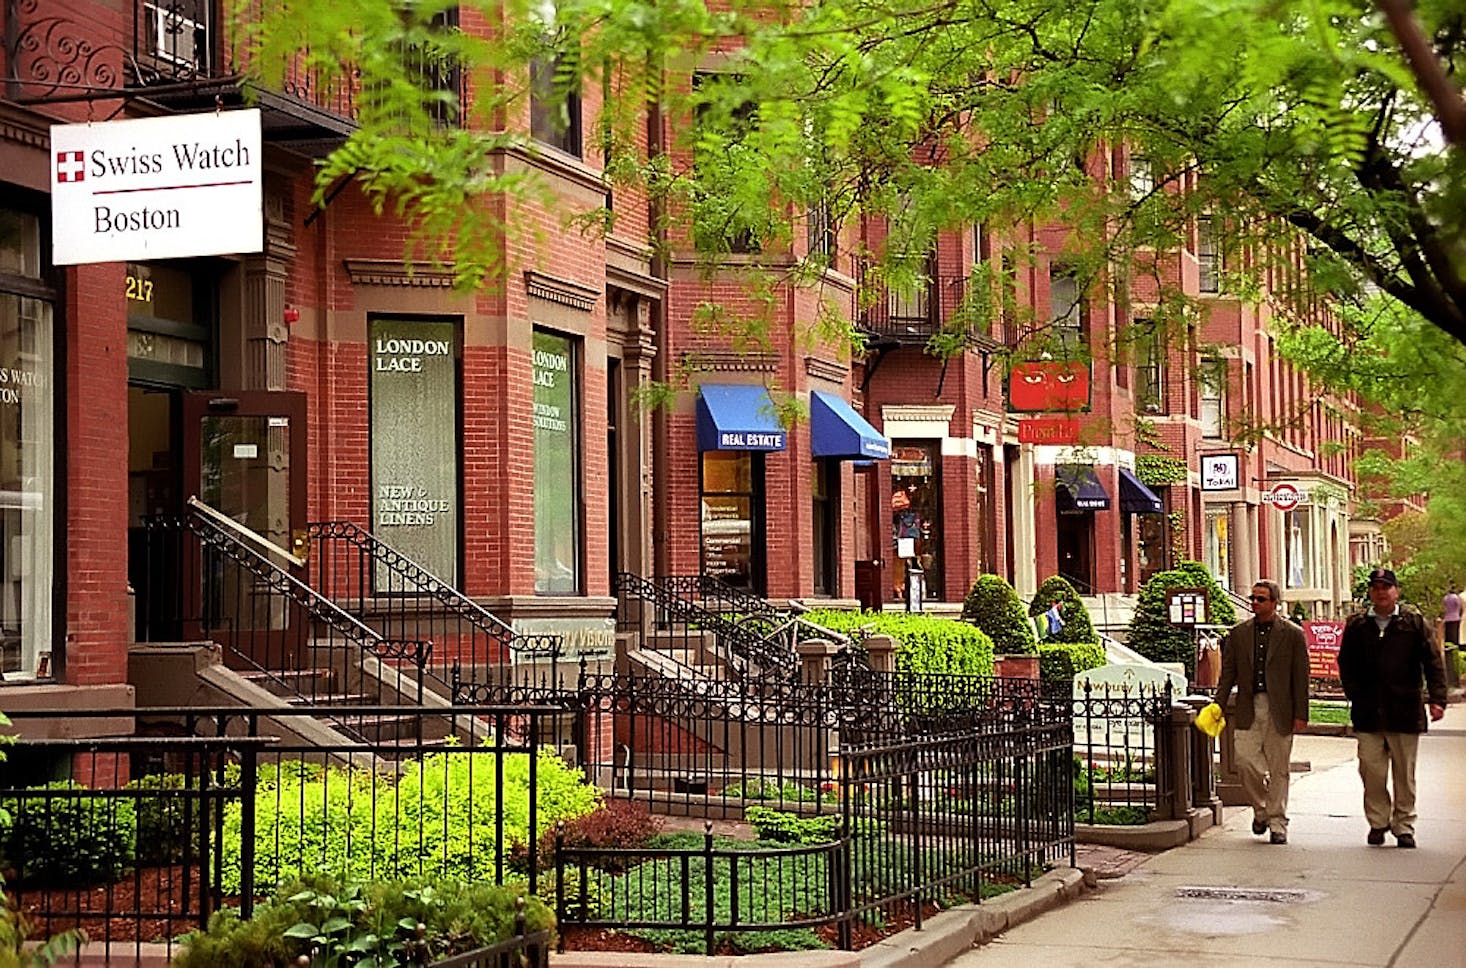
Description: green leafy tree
xmin=1127 ymin=561 xmax=1237 ymax=678
xmin=962 ymin=575 xmax=1038 ymax=656
xmin=1027 ymin=575 xmax=1098 ymax=645
xmin=241 ymin=0 xmax=1466 ymax=352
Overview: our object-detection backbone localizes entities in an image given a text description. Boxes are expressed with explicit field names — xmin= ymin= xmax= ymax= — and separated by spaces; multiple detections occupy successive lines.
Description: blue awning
xmin=1056 ymin=465 xmax=1110 ymax=512
xmin=1118 ymin=467 xmax=1164 ymax=514
xmin=696 ymin=384 xmax=787 ymax=452
xmin=810 ymin=390 xmax=889 ymax=460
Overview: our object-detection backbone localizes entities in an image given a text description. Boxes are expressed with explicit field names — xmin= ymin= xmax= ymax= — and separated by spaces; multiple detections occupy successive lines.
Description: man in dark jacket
xmin=1338 ymin=568 xmax=1448 ymax=849
xmin=1215 ymin=579 xmax=1310 ymax=844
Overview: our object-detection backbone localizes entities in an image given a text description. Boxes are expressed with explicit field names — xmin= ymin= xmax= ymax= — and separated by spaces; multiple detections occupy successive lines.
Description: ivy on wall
xmin=1135 ymin=455 xmax=1188 ymax=487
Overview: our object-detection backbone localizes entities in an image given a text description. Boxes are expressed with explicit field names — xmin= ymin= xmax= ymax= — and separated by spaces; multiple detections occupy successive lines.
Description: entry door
xmin=1056 ymin=516 xmax=1095 ymax=594
xmin=181 ymin=391 xmax=308 ymax=668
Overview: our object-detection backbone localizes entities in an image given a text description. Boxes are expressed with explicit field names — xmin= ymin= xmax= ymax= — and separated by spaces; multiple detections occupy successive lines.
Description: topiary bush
xmin=961 ymin=575 xmax=1038 ymax=655
xmin=218 ymin=749 xmax=601 ymax=894
xmin=1 ymin=781 xmax=136 ymax=886
xmin=1027 ymin=575 xmax=1099 ymax=645
xmin=1037 ymin=642 xmax=1107 ymax=682
xmin=1127 ymin=560 xmax=1237 ymax=678
xmin=172 ymin=873 xmax=554 ymax=968
xmin=800 ymin=610 xmax=995 ymax=676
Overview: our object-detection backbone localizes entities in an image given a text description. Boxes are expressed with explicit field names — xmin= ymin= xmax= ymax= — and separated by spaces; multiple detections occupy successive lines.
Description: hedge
xmin=800 ymin=610 xmax=995 ymax=676
xmin=961 ymin=575 xmax=1038 ymax=655
xmin=1037 ymin=642 xmax=1107 ymax=682
xmin=1127 ymin=560 xmax=1237 ymax=678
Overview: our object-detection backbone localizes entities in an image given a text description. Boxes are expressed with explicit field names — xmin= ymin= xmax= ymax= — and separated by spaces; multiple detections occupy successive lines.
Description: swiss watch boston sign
xmin=51 ymin=110 xmax=263 ymax=264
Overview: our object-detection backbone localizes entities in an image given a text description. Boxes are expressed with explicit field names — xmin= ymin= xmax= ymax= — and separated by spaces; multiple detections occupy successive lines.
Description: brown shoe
xmin=1270 ymin=831 xmax=1287 ymax=845
xmin=1396 ymin=833 xmax=1416 ymax=849
xmin=1367 ymin=827 xmax=1387 ymax=846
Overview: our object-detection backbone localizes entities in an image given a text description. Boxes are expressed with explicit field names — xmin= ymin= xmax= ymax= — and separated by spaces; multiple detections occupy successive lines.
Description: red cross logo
xmin=55 ymin=151 xmax=85 ymax=183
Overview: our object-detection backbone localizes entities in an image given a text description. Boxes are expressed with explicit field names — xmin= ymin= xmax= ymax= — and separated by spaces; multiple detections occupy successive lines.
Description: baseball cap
xmin=1367 ymin=568 xmax=1398 ymax=587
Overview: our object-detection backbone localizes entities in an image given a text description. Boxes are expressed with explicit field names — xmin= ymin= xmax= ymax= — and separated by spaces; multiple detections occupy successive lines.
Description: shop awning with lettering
xmin=809 ymin=390 xmax=889 ymax=460
xmin=696 ymin=384 xmax=787 ymax=452
xmin=1056 ymin=465 xmax=1111 ymax=512
xmin=1118 ymin=467 xmax=1165 ymax=514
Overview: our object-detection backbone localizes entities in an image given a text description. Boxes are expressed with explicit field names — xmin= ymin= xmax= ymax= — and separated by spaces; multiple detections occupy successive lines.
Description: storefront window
xmin=0 ymin=209 xmax=55 ymax=678
xmin=370 ymin=316 xmax=461 ymax=587
xmin=973 ymin=447 xmax=993 ymax=576
xmin=533 ymin=329 xmax=580 ymax=595
xmin=811 ymin=459 xmax=836 ymax=596
xmin=891 ymin=441 xmax=942 ymax=601
xmin=1286 ymin=508 xmax=1313 ymax=589
xmin=702 ymin=451 xmax=760 ymax=590
xmin=1205 ymin=509 xmax=1231 ymax=591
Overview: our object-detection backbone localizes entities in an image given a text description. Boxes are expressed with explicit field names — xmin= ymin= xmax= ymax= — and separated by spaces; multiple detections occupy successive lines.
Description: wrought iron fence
xmin=1070 ymin=677 xmax=1175 ymax=824
xmin=0 ymin=705 xmax=556 ymax=964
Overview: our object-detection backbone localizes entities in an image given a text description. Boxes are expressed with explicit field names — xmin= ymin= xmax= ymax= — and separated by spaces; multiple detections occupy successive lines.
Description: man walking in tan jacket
xmin=1214 ymin=579 xmax=1310 ymax=844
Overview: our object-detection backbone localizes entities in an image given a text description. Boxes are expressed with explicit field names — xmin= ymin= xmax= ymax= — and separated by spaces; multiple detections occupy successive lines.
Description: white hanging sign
xmin=51 ymin=110 xmax=263 ymax=264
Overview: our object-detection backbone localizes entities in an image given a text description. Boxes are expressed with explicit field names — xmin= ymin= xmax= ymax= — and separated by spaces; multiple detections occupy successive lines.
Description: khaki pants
xmin=1234 ymin=694 xmax=1295 ymax=833
xmin=1356 ymin=731 xmax=1421 ymax=836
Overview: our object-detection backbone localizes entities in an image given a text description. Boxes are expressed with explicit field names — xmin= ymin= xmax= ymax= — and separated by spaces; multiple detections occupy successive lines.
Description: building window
xmin=1200 ymin=359 xmax=1226 ymax=438
xmin=891 ymin=441 xmax=943 ymax=601
xmin=693 ymin=73 xmax=759 ymax=254
xmin=529 ymin=0 xmax=580 ymax=155
xmin=1197 ymin=216 xmax=1220 ymax=293
xmin=807 ymin=198 xmax=836 ymax=266
xmin=811 ymin=459 xmax=837 ymax=596
xmin=973 ymin=446 xmax=993 ymax=576
xmin=1286 ymin=508 xmax=1313 ymax=590
xmin=1049 ymin=267 xmax=1082 ymax=352
xmin=1128 ymin=154 xmax=1155 ymax=200
xmin=370 ymin=316 xmax=462 ymax=588
xmin=1134 ymin=319 xmax=1165 ymax=414
xmin=0 ymin=208 xmax=56 ymax=679
xmin=533 ymin=329 xmax=580 ymax=594
xmin=702 ymin=451 xmax=761 ymax=590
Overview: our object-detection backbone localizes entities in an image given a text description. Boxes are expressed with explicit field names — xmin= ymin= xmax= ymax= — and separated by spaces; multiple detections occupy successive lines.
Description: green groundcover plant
xmin=220 ymin=750 xmax=600 ymax=894
xmin=173 ymin=873 xmax=554 ymax=968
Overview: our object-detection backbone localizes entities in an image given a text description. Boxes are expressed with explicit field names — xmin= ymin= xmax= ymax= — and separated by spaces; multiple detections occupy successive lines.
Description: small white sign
xmin=232 ymin=443 xmax=259 ymax=460
xmin=897 ymin=537 xmax=916 ymax=559
xmin=1262 ymin=482 xmax=1308 ymax=511
xmin=1200 ymin=452 xmax=1239 ymax=491
xmin=51 ymin=110 xmax=263 ymax=264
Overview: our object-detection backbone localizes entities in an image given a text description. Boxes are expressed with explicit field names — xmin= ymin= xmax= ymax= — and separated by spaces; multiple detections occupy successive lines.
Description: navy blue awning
xmin=810 ymin=390 xmax=889 ymax=460
xmin=696 ymin=384 xmax=787 ymax=452
xmin=1118 ymin=467 xmax=1164 ymax=514
xmin=1056 ymin=465 xmax=1111 ymax=512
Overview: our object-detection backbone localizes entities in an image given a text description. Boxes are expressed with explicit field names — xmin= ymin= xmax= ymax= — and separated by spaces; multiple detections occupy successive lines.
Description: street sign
xmin=50 ymin=110 xmax=263 ymax=264
xmin=1200 ymin=452 xmax=1240 ymax=491
xmin=1008 ymin=360 xmax=1091 ymax=412
xmin=1264 ymin=482 xmax=1304 ymax=511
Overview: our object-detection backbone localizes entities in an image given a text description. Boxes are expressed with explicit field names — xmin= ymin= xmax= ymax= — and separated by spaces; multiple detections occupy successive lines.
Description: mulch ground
xmin=5 ymin=865 xmax=223 ymax=943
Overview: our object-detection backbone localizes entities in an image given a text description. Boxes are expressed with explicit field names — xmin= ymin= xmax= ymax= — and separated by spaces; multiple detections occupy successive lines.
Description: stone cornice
xmin=680 ymin=349 xmax=779 ymax=373
xmin=804 ymin=356 xmax=849 ymax=383
xmin=343 ymin=260 xmax=456 ymax=288
xmin=525 ymin=270 xmax=600 ymax=312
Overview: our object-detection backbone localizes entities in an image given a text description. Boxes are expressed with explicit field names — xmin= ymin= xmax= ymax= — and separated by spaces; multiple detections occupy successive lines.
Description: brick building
xmin=0 ymin=0 xmax=1365 ymax=714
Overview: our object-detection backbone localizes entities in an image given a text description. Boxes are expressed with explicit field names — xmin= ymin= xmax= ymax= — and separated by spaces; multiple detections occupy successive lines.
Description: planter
xmin=994 ymin=654 xmax=1040 ymax=679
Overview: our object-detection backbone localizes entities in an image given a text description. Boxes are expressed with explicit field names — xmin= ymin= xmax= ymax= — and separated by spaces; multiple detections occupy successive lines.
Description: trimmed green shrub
xmin=1027 ymin=575 xmax=1098 ymax=645
xmin=2 ymin=781 xmax=135 ymax=885
xmin=172 ymin=873 xmax=554 ymax=968
xmin=218 ymin=749 xmax=600 ymax=894
xmin=961 ymin=575 xmax=1038 ymax=655
xmin=1037 ymin=642 xmax=1107 ymax=682
xmin=801 ymin=610 xmax=995 ymax=676
xmin=1127 ymin=560 xmax=1237 ymax=677
xmin=127 ymin=772 xmax=195 ymax=866
xmin=745 ymin=807 xmax=839 ymax=845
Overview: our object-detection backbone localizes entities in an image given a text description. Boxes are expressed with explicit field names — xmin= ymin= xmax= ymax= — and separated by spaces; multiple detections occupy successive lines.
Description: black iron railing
xmin=133 ymin=506 xmax=429 ymax=719
xmin=0 ymin=704 xmax=556 ymax=965
xmin=1070 ymin=677 xmax=1175 ymax=824
xmin=307 ymin=520 xmax=564 ymax=703
xmin=615 ymin=572 xmax=799 ymax=681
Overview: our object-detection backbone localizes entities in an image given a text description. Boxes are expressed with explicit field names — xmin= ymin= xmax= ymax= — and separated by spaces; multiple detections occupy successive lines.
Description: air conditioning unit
xmin=144 ymin=1 xmax=208 ymax=71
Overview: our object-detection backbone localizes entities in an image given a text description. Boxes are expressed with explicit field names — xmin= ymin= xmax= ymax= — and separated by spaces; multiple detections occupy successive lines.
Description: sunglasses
xmin=1248 ymin=594 xmax=1272 ymax=602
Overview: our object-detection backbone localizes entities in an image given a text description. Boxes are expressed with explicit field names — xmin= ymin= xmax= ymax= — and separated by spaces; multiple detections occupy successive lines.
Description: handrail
xmin=189 ymin=495 xmax=306 ymax=567
xmin=616 ymin=572 xmax=797 ymax=680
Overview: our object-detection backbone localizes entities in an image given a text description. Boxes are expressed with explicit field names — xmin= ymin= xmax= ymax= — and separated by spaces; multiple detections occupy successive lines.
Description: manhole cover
xmin=1176 ymin=887 xmax=1307 ymax=903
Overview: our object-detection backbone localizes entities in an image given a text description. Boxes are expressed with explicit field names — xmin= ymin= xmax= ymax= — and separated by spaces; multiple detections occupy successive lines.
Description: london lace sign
xmin=50 ymin=110 xmax=263 ymax=264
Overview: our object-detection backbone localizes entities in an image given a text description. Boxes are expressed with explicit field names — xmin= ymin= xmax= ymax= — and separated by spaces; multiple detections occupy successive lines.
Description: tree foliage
xmin=239 ymin=0 xmax=1466 ymax=349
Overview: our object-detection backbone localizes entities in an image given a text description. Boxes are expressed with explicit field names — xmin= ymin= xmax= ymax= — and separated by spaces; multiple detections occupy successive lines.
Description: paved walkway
xmin=946 ymin=704 xmax=1466 ymax=967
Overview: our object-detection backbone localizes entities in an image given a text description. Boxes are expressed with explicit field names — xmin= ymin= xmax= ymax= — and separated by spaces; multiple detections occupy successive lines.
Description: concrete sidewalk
xmin=946 ymin=704 xmax=1466 ymax=967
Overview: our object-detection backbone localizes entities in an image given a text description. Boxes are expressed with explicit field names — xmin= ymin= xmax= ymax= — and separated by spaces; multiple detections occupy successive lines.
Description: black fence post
xmin=528 ymin=711 xmax=540 ymax=896
xmin=554 ymin=825 xmax=567 ymax=953
xmin=239 ymin=739 xmax=258 ymax=920
xmin=703 ymin=821 xmax=716 ymax=956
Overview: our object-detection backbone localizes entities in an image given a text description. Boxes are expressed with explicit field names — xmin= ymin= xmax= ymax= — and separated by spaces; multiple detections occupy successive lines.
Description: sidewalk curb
xmin=857 ymin=867 xmax=1087 ymax=968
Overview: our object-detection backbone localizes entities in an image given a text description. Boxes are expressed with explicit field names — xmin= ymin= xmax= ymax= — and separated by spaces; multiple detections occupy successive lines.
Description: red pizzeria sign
xmin=1018 ymin=417 xmax=1082 ymax=445
xmin=1008 ymin=361 xmax=1092 ymax=413
xmin=1304 ymin=620 xmax=1343 ymax=679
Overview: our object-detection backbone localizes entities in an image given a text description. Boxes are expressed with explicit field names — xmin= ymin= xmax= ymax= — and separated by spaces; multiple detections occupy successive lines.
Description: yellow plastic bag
xmin=1194 ymin=702 xmax=1226 ymax=738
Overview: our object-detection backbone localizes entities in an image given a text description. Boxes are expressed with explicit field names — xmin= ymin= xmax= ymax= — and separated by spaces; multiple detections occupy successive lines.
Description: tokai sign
xmin=51 ymin=110 xmax=262 ymax=264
